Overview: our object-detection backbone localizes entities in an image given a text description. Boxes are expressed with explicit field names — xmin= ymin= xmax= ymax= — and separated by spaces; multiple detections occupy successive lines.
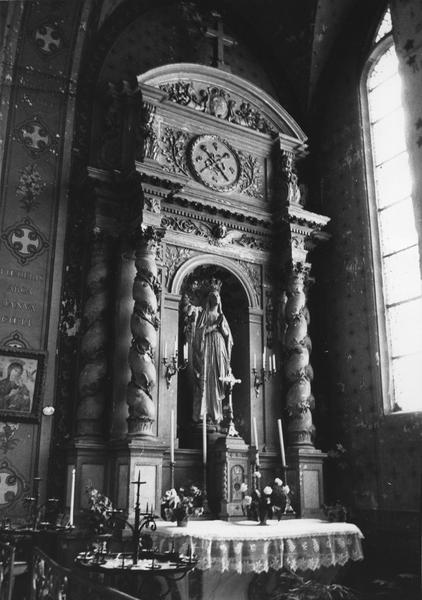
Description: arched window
xmin=361 ymin=7 xmax=422 ymax=412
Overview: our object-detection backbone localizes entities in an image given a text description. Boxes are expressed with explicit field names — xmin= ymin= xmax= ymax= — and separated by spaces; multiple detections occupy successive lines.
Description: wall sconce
xmin=162 ymin=342 xmax=188 ymax=389
xmin=252 ymin=350 xmax=276 ymax=397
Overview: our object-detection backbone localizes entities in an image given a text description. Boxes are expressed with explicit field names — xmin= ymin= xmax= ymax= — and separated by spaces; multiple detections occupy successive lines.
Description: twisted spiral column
xmin=127 ymin=226 xmax=165 ymax=436
xmin=77 ymin=229 xmax=114 ymax=437
xmin=283 ymin=264 xmax=315 ymax=447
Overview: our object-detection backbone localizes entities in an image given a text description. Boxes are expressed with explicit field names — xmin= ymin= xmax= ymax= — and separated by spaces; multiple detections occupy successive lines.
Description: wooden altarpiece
xmin=69 ymin=64 xmax=329 ymax=523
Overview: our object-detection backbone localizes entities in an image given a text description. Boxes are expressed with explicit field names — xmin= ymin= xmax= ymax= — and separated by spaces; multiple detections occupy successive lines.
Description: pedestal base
xmin=110 ymin=438 xmax=164 ymax=519
xmin=210 ymin=436 xmax=250 ymax=520
xmin=286 ymin=446 xmax=326 ymax=518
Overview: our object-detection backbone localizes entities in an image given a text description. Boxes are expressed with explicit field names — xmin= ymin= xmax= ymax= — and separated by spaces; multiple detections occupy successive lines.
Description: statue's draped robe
xmin=192 ymin=307 xmax=233 ymax=424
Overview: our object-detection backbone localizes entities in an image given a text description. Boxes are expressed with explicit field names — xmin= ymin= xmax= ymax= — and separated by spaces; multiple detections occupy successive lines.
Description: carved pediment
xmin=138 ymin=63 xmax=307 ymax=145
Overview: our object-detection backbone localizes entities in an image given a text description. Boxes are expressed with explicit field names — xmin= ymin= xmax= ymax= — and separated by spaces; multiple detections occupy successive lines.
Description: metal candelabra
xmin=162 ymin=350 xmax=188 ymax=389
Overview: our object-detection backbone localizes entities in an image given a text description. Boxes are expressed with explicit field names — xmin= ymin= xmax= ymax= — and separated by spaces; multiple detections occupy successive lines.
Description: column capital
xmin=131 ymin=225 xmax=166 ymax=254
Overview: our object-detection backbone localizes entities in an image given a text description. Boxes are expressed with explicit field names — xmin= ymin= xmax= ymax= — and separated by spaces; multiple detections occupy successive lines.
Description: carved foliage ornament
xmin=161 ymin=215 xmax=269 ymax=251
xmin=164 ymin=245 xmax=193 ymax=289
xmin=159 ymin=82 xmax=276 ymax=136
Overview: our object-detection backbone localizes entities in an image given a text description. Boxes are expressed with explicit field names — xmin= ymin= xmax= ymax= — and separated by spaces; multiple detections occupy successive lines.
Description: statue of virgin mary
xmin=187 ymin=281 xmax=233 ymax=425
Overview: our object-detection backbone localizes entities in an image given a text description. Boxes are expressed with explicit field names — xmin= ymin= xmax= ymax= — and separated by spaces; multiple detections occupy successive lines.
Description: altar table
xmin=154 ymin=519 xmax=364 ymax=573
xmin=153 ymin=519 xmax=364 ymax=600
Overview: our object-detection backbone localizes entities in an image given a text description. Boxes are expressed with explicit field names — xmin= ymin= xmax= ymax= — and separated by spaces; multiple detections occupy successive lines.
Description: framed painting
xmin=0 ymin=347 xmax=46 ymax=422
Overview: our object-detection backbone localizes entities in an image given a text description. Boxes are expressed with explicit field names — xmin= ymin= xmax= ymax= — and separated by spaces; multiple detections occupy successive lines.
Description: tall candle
xmin=277 ymin=418 xmax=287 ymax=467
xmin=253 ymin=354 xmax=256 ymax=370
xmin=173 ymin=337 xmax=177 ymax=357
xmin=252 ymin=417 xmax=260 ymax=466
xmin=170 ymin=410 xmax=175 ymax=464
xmin=183 ymin=343 xmax=188 ymax=361
xmin=273 ymin=354 xmax=276 ymax=373
xmin=164 ymin=342 xmax=168 ymax=359
xmin=262 ymin=347 xmax=266 ymax=369
xmin=202 ymin=415 xmax=207 ymax=465
xmin=69 ymin=467 xmax=76 ymax=526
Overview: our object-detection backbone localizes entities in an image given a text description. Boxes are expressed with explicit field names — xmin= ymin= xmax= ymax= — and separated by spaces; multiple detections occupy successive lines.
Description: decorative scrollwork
xmin=159 ymin=81 xmax=276 ymax=136
xmin=164 ymin=245 xmax=193 ymax=289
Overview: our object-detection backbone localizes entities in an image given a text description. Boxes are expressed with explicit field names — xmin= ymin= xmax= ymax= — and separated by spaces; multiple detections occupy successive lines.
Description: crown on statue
xmin=208 ymin=277 xmax=222 ymax=292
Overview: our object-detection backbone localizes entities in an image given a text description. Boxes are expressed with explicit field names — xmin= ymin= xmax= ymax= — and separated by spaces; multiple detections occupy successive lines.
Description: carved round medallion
xmin=189 ymin=135 xmax=240 ymax=192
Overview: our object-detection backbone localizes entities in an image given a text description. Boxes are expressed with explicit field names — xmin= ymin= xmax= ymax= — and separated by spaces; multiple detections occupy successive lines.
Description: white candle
xmin=164 ymin=342 xmax=168 ymax=359
xmin=183 ymin=343 xmax=188 ymax=361
xmin=253 ymin=417 xmax=260 ymax=466
xmin=170 ymin=410 xmax=175 ymax=464
xmin=273 ymin=354 xmax=276 ymax=373
xmin=253 ymin=354 xmax=256 ymax=370
xmin=268 ymin=354 xmax=272 ymax=373
xmin=277 ymin=418 xmax=287 ymax=467
xmin=69 ymin=467 xmax=76 ymax=526
xmin=202 ymin=415 xmax=207 ymax=465
xmin=262 ymin=347 xmax=266 ymax=369
xmin=173 ymin=337 xmax=177 ymax=357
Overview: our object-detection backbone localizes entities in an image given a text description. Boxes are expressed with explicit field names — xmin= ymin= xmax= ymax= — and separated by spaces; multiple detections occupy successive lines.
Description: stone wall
xmin=310 ymin=0 xmax=422 ymax=573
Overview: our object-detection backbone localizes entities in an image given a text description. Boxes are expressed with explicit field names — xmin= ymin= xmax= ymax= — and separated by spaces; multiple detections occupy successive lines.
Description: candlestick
xmin=170 ymin=409 xmax=175 ymax=464
xmin=277 ymin=418 xmax=286 ymax=467
xmin=202 ymin=415 xmax=207 ymax=465
xmin=69 ymin=467 xmax=76 ymax=527
xmin=252 ymin=417 xmax=260 ymax=466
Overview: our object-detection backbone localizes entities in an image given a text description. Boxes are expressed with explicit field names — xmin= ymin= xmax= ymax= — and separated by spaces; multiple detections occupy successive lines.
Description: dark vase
xmin=177 ymin=517 xmax=189 ymax=527
xmin=173 ymin=507 xmax=189 ymax=527
xmin=258 ymin=505 xmax=269 ymax=526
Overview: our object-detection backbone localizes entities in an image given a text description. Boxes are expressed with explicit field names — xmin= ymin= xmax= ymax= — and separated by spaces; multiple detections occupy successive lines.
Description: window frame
xmin=359 ymin=31 xmax=419 ymax=414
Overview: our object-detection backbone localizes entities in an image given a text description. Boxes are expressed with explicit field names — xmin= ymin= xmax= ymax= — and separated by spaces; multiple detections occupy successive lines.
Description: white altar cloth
xmin=154 ymin=519 xmax=364 ymax=574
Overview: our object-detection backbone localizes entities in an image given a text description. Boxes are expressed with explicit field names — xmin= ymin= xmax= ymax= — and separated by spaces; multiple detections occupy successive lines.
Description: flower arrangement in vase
xmin=241 ymin=472 xmax=294 ymax=525
xmin=161 ymin=485 xmax=204 ymax=526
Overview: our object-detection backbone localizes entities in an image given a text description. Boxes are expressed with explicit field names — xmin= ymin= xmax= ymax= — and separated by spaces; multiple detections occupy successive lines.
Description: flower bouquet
xmin=161 ymin=485 xmax=204 ymax=526
xmin=85 ymin=484 xmax=114 ymax=534
xmin=241 ymin=473 xmax=294 ymax=524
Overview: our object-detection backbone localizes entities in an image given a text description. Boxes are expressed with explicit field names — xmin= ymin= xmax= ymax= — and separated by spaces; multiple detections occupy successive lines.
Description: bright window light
xmin=366 ymin=14 xmax=422 ymax=412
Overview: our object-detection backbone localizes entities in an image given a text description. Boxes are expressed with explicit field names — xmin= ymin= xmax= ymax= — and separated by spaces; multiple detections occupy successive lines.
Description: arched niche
xmin=174 ymin=262 xmax=250 ymax=448
xmin=171 ymin=254 xmax=259 ymax=310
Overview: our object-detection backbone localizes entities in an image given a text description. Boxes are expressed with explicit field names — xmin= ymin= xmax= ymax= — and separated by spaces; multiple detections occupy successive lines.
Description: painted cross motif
xmin=205 ymin=11 xmax=236 ymax=71
xmin=22 ymin=124 xmax=49 ymax=152
xmin=0 ymin=470 xmax=18 ymax=506
xmin=11 ymin=226 xmax=40 ymax=257
xmin=2 ymin=217 xmax=49 ymax=265
xmin=16 ymin=118 xmax=52 ymax=157
xmin=35 ymin=23 xmax=63 ymax=55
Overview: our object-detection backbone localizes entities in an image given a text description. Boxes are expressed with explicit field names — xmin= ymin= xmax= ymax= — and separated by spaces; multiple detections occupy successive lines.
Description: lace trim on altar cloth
xmin=154 ymin=521 xmax=364 ymax=574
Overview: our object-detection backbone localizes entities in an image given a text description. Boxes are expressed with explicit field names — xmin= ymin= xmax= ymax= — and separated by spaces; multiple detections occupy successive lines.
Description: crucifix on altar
xmin=219 ymin=369 xmax=241 ymax=438
xmin=205 ymin=11 xmax=236 ymax=72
